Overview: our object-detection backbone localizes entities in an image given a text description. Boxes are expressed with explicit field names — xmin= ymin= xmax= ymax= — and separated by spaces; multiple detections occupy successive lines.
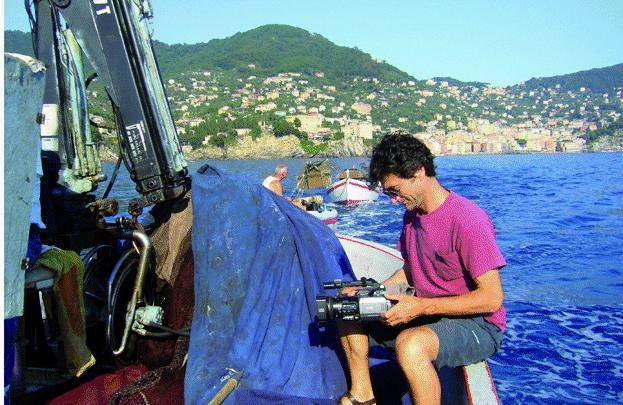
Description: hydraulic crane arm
xmin=34 ymin=0 xmax=188 ymax=208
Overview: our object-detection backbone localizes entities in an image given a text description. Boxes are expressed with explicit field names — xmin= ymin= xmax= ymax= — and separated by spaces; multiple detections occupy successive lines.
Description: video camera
xmin=315 ymin=278 xmax=393 ymax=322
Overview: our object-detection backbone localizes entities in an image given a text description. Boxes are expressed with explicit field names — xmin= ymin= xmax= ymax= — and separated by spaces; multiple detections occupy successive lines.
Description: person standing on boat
xmin=262 ymin=164 xmax=305 ymax=209
xmin=263 ymin=163 xmax=289 ymax=196
xmin=338 ymin=132 xmax=506 ymax=405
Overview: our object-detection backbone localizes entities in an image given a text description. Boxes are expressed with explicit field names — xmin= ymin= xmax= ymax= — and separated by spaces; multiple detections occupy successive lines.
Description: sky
xmin=3 ymin=0 xmax=623 ymax=86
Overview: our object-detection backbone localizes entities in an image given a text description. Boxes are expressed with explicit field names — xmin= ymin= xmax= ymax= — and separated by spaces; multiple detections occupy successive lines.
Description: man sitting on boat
xmin=338 ymin=132 xmax=506 ymax=405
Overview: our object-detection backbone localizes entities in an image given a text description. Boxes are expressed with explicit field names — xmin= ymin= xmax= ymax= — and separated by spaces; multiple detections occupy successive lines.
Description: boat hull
xmin=337 ymin=234 xmax=402 ymax=280
xmin=327 ymin=179 xmax=379 ymax=205
xmin=309 ymin=207 xmax=338 ymax=231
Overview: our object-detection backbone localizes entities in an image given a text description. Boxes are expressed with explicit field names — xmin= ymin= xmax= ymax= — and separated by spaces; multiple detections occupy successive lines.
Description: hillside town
xmin=90 ymin=66 xmax=623 ymax=158
xmin=5 ymin=25 xmax=622 ymax=158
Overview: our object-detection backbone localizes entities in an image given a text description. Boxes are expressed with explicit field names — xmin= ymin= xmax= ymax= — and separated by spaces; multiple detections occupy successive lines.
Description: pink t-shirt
xmin=397 ymin=191 xmax=507 ymax=331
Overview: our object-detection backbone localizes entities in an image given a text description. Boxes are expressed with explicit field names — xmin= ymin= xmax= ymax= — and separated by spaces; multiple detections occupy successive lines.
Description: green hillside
xmin=152 ymin=24 xmax=412 ymax=81
xmin=519 ymin=64 xmax=623 ymax=93
xmin=5 ymin=25 xmax=412 ymax=81
xmin=7 ymin=27 xmax=622 ymax=91
xmin=432 ymin=76 xmax=489 ymax=88
xmin=4 ymin=30 xmax=35 ymax=57
xmin=5 ymin=27 xmax=623 ymax=150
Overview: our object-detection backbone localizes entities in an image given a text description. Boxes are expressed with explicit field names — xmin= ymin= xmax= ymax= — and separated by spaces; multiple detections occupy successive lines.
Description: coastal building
xmin=422 ymin=138 xmax=443 ymax=155
xmin=264 ymin=75 xmax=292 ymax=85
xmin=351 ymin=101 xmax=372 ymax=115
xmin=477 ymin=122 xmax=498 ymax=136
xmin=558 ymin=138 xmax=585 ymax=152
xmin=267 ymin=90 xmax=280 ymax=100
xmin=342 ymin=120 xmax=373 ymax=140
xmin=286 ymin=114 xmax=324 ymax=134
xmin=189 ymin=118 xmax=205 ymax=127
xmin=235 ymin=128 xmax=252 ymax=137
xmin=255 ymin=102 xmax=277 ymax=113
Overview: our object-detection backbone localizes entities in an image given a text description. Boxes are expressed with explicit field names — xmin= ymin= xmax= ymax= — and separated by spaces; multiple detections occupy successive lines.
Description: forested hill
xmin=431 ymin=76 xmax=488 ymax=88
xmin=4 ymin=25 xmax=411 ymax=81
xmin=518 ymin=64 xmax=623 ymax=93
xmin=151 ymin=24 xmax=411 ymax=81
xmin=6 ymin=27 xmax=622 ymax=91
xmin=4 ymin=30 xmax=35 ymax=57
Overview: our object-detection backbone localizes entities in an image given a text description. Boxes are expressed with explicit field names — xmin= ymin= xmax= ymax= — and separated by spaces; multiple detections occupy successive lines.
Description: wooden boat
xmin=337 ymin=234 xmax=500 ymax=405
xmin=295 ymin=159 xmax=333 ymax=191
xmin=327 ymin=168 xmax=379 ymax=205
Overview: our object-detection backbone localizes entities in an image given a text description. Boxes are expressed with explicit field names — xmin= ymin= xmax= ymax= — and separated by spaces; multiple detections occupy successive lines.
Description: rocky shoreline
xmin=98 ymin=133 xmax=623 ymax=162
xmin=100 ymin=134 xmax=373 ymax=161
xmin=187 ymin=134 xmax=373 ymax=160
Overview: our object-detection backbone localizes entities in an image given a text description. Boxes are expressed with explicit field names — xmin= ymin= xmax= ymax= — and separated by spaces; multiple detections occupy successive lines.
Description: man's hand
xmin=381 ymin=294 xmax=427 ymax=326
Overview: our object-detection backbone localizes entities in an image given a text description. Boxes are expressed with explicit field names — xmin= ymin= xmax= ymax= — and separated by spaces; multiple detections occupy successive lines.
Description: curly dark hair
xmin=369 ymin=131 xmax=436 ymax=185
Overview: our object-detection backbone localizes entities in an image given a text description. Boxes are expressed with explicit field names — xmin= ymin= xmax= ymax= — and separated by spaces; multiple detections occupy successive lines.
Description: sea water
xmin=104 ymin=152 xmax=623 ymax=403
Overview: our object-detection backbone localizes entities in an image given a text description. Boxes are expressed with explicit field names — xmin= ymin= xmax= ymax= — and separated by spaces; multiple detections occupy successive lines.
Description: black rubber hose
xmin=102 ymin=153 xmax=122 ymax=199
xmin=146 ymin=322 xmax=191 ymax=337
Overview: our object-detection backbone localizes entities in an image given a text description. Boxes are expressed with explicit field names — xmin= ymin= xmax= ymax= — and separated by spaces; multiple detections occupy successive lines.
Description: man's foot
xmin=338 ymin=390 xmax=376 ymax=405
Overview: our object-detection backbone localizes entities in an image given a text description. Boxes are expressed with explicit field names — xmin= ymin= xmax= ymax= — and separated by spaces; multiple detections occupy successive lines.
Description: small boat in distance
xmin=295 ymin=195 xmax=338 ymax=230
xmin=294 ymin=160 xmax=338 ymax=230
xmin=327 ymin=168 xmax=379 ymax=205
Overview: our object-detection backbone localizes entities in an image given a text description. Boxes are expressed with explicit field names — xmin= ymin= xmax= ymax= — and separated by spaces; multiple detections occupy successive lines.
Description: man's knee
xmin=395 ymin=327 xmax=438 ymax=366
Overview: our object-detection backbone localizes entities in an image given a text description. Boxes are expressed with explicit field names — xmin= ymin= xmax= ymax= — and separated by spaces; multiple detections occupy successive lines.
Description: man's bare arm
xmin=270 ymin=180 xmax=283 ymax=196
xmin=383 ymin=266 xmax=409 ymax=285
xmin=382 ymin=269 xmax=504 ymax=326
xmin=420 ymin=269 xmax=504 ymax=315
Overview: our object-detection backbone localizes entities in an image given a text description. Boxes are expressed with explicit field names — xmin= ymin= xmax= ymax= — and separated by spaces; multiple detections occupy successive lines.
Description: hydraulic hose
xmin=112 ymin=229 xmax=152 ymax=356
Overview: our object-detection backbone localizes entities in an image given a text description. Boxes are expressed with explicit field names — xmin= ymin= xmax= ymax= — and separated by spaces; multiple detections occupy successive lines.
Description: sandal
xmin=338 ymin=390 xmax=376 ymax=405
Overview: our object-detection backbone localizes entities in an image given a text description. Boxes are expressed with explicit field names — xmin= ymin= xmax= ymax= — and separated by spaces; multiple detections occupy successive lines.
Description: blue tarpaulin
xmin=185 ymin=165 xmax=355 ymax=404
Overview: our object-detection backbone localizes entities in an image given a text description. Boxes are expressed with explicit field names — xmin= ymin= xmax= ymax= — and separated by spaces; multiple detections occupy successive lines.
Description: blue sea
xmin=105 ymin=152 xmax=623 ymax=403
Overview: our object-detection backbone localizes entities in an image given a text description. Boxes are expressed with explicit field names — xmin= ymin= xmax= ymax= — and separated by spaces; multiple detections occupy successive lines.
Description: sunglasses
xmin=382 ymin=187 xmax=401 ymax=198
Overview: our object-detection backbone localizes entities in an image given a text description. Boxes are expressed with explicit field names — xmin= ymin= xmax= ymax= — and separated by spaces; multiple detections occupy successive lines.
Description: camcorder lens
xmin=315 ymin=296 xmax=334 ymax=322
xmin=316 ymin=296 xmax=364 ymax=321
